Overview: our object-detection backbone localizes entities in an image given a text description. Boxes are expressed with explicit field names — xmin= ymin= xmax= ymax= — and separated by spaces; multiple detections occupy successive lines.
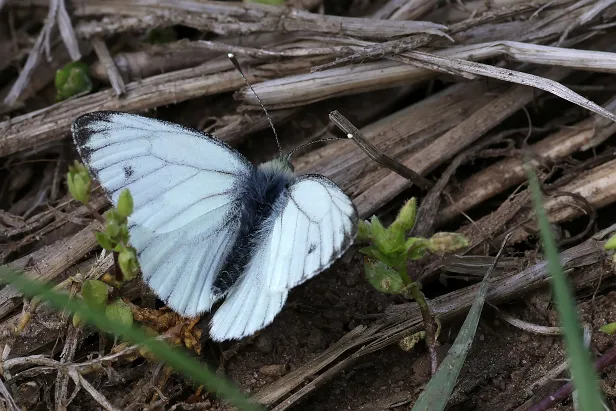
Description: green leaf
xmin=117 ymin=189 xmax=134 ymax=218
xmin=0 ymin=266 xmax=262 ymax=411
xmin=525 ymin=164 xmax=603 ymax=410
xmin=600 ymin=322 xmax=616 ymax=334
xmin=106 ymin=300 xmax=134 ymax=328
xmin=81 ymin=280 xmax=109 ymax=310
xmin=103 ymin=209 xmax=123 ymax=225
xmin=105 ymin=219 xmax=120 ymax=238
xmin=95 ymin=231 xmax=115 ymax=251
xmin=407 ymin=238 xmax=429 ymax=260
xmin=55 ymin=61 xmax=92 ymax=101
xmin=118 ymin=247 xmax=140 ymax=281
xmin=364 ymin=257 xmax=404 ymax=294
xmin=359 ymin=246 xmax=401 ymax=269
xmin=604 ymin=234 xmax=616 ymax=250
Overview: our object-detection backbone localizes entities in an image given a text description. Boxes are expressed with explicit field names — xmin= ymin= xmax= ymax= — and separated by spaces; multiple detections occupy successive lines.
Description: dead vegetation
xmin=2 ymin=0 xmax=616 ymax=410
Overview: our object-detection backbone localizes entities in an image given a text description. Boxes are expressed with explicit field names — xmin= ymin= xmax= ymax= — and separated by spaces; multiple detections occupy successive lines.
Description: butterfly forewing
xmin=72 ymin=111 xmax=251 ymax=315
xmin=209 ymin=175 xmax=357 ymax=341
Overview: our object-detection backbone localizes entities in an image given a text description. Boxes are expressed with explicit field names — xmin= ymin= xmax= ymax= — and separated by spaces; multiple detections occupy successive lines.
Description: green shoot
xmin=55 ymin=61 xmax=92 ymax=101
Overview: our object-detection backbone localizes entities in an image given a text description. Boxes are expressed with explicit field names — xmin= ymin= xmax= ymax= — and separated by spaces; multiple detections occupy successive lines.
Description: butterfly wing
xmin=72 ymin=111 xmax=252 ymax=316
xmin=210 ymin=175 xmax=357 ymax=341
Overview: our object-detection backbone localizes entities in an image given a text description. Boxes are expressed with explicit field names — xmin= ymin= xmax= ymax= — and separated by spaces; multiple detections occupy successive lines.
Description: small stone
xmin=16 ymin=381 xmax=39 ymax=408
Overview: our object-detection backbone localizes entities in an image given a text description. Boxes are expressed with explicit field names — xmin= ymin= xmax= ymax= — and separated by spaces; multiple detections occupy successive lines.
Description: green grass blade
xmin=410 ymin=236 xmax=507 ymax=411
xmin=0 ymin=265 xmax=262 ymax=411
xmin=526 ymin=165 xmax=603 ymax=410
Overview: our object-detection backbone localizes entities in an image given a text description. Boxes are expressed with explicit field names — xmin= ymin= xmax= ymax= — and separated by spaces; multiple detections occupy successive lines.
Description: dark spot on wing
xmin=72 ymin=111 xmax=112 ymax=147
xmin=123 ymin=164 xmax=134 ymax=179
xmin=308 ymin=243 xmax=316 ymax=254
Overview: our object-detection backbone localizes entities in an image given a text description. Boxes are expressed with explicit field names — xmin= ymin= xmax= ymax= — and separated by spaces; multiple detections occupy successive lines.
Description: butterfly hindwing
xmin=209 ymin=175 xmax=358 ymax=341
xmin=72 ymin=111 xmax=252 ymax=316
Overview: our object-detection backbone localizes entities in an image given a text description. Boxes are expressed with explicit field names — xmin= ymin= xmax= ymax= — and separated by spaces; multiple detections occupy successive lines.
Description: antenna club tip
xmin=227 ymin=52 xmax=234 ymax=58
xmin=347 ymin=133 xmax=354 ymax=139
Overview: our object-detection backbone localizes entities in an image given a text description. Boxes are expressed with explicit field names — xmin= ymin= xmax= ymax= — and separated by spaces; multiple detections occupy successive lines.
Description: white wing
xmin=72 ymin=111 xmax=251 ymax=315
xmin=210 ymin=175 xmax=357 ymax=341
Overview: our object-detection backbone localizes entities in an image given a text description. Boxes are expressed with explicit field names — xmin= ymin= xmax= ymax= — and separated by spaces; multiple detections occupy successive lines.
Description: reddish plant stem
xmin=529 ymin=343 xmax=616 ymax=411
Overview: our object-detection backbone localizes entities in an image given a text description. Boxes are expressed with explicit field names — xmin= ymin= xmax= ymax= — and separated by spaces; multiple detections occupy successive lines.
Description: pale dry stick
xmin=68 ymin=368 xmax=120 ymax=411
xmin=91 ymin=37 xmax=125 ymax=96
xmin=51 ymin=0 xmax=448 ymax=40
xmin=55 ymin=325 xmax=80 ymax=411
xmin=55 ymin=0 xmax=80 ymax=60
xmin=0 ymin=377 xmax=20 ymax=411
xmin=254 ymin=239 xmax=604 ymax=407
xmin=558 ymin=0 xmax=616 ymax=44
xmin=353 ymin=68 xmax=568 ymax=218
xmin=509 ymin=158 xmax=616 ymax=243
xmin=438 ymin=95 xmax=616 ymax=224
xmin=492 ymin=306 xmax=562 ymax=335
xmin=0 ymin=220 xmax=104 ymax=321
xmin=389 ymin=51 xmax=616 ymax=123
xmin=294 ymin=81 xmax=500 ymax=198
xmin=239 ymin=41 xmax=616 ymax=108
xmin=328 ymin=110 xmax=433 ymax=190
xmin=0 ymin=57 xmax=287 ymax=157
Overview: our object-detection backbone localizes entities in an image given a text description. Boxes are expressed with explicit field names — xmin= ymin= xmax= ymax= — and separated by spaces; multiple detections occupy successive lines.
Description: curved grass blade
xmin=0 ymin=265 xmax=262 ymax=411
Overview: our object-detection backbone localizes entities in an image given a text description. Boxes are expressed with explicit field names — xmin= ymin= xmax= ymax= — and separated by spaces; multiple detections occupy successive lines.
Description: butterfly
xmin=71 ymin=111 xmax=358 ymax=341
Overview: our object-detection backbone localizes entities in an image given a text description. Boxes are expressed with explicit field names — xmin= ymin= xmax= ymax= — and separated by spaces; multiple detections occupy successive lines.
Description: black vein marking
xmin=123 ymin=164 xmax=134 ymax=179
xmin=308 ymin=243 xmax=316 ymax=254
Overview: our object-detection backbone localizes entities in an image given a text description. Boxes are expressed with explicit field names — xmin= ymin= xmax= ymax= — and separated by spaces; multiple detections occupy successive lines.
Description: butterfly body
xmin=215 ymin=158 xmax=294 ymax=295
xmin=72 ymin=111 xmax=357 ymax=341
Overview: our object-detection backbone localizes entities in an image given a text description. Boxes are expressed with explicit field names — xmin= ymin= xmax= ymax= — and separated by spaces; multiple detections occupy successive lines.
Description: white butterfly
xmin=72 ymin=111 xmax=358 ymax=341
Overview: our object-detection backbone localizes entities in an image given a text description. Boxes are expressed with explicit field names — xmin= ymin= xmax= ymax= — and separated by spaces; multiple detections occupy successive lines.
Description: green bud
xmin=605 ymin=234 xmax=616 ymax=250
xmin=427 ymin=232 xmax=469 ymax=254
xmin=392 ymin=198 xmax=417 ymax=232
xmin=95 ymin=231 xmax=115 ymax=251
xmin=601 ymin=322 xmax=616 ymax=334
xmin=106 ymin=300 xmax=134 ymax=328
xmin=81 ymin=279 xmax=109 ymax=310
xmin=55 ymin=61 xmax=92 ymax=101
xmin=363 ymin=257 xmax=404 ymax=294
xmin=118 ymin=246 xmax=139 ymax=281
xmin=116 ymin=189 xmax=134 ymax=218
xmin=66 ymin=161 xmax=92 ymax=205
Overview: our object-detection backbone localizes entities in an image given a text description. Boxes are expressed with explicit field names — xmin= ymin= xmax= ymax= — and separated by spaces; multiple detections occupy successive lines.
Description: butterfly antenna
xmin=228 ymin=53 xmax=282 ymax=156
xmin=287 ymin=137 xmax=346 ymax=158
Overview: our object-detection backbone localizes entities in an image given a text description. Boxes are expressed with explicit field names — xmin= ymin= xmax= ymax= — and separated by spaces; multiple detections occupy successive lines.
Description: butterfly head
xmin=259 ymin=155 xmax=295 ymax=175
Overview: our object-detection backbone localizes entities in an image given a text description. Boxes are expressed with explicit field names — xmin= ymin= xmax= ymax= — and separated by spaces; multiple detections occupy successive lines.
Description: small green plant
xmin=67 ymin=162 xmax=140 ymax=281
xmin=67 ymin=162 xmax=140 ymax=328
xmin=357 ymin=198 xmax=468 ymax=358
xmin=55 ymin=61 xmax=92 ymax=101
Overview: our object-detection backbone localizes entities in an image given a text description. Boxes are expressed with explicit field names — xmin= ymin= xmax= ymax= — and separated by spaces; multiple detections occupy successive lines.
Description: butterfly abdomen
xmin=213 ymin=158 xmax=294 ymax=295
